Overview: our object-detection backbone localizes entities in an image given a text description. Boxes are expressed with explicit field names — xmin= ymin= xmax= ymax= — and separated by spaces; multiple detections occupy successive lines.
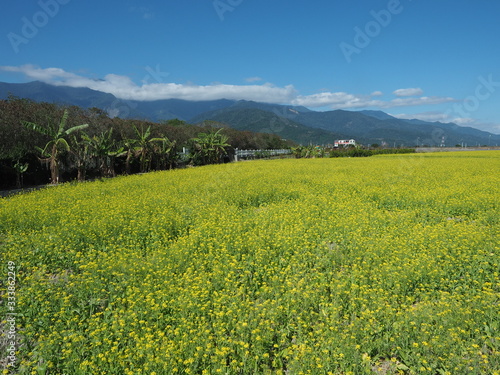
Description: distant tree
xmin=23 ymin=109 xmax=88 ymax=184
xmin=161 ymin=118 xmax=187 ymax=127
xmin=0 ymin=97 xmax=51 ymax=160
xmin=88 ymin=107 xmax=108 ymax=118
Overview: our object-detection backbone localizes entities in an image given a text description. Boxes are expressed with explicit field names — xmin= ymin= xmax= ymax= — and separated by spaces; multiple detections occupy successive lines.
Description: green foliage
xmin=1 ymin=99 xmax=300 ymax=187
xmin=253 ymin=150 xmax=271 ymax=159
xmin=329 ymin=148 xmax=415 ymax=158
xmin=292 ymin=145 xmax=328 ymax=158
xmin=190 ymin=128 xmax=230 ymax=165
xmin=329 ymin=148 xmax=373 ymax=158
xmin=132 ymin=125 xmax=156 ymax=173
xmin=0 ymin=98 xmax=55 ymax=160
xmin=22 ymin=109 xmax=89 ymax=184
xmin=150 ymin=135 xmax=178 ymax=170
xmin=13 ymin=160 xmax=28 ymax=174
xmin=83 ymin=129 xmax=123 ymax=177
xmin=290 ymin=145 xmax=416 ymax=159
xmin=371 ymin=148 xmax=416 ymax=155
xmin=161 ymin=118 xmax=187 ymax=127
xmin=13 ymin=160 xmax=29 ymax=188
xmin=69 ymin=133 xmax=91 ymax=182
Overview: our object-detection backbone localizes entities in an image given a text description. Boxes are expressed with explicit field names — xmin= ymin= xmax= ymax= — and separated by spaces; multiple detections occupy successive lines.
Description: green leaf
xmin=58 ymin=109 xmax=69 ymax=136
xmin=65 ymin=123 xmax=89 ymax=135
xmin=22 ymin=121 xmax=52 ymax=137
xmin=55 ymin=138 xmax=71 ymax=152
xmin=397 ymin=363 xmax=410 ymax=371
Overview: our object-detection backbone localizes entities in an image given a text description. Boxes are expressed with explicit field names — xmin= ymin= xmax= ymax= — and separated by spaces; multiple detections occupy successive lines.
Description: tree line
xmin=0 ymin=97 xmax=293 ymax=189
xmin=291 ymin=145 xmax=416 ymax=158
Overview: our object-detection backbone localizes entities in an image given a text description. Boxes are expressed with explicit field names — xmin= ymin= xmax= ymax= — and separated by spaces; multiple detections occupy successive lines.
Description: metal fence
xmin=177 ymin=148 xmax=293 ymax=162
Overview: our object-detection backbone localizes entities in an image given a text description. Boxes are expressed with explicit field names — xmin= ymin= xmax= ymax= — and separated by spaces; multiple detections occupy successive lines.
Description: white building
xmin=334 ymin=139 xmax=356 ymax=148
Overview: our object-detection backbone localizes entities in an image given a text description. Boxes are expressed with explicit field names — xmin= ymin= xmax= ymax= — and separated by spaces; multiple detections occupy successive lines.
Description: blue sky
xmin=1 ymin=0 xmax=500 ymax=133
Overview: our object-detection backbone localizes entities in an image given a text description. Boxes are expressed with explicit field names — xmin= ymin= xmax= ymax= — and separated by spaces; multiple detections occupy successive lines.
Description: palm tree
xmin=23 ymin=109 xmax=88 ymax=184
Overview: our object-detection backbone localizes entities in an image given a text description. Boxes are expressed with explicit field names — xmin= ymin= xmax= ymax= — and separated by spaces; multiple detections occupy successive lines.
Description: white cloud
xmin=0 ymin=65 xmax=456 ymax=111
xmin=391 ymin=112 xmax=450 ymax=122
xmin=391 ymin=111 xmax=482 ymax=125
xmin=1 ymin=65 xmax=296 ymax=103
xmin=293 ymin=93 xmax=455 ymax=109
xmin=386 ymin=96 xmax=456 ymax=108
xmin=292 ymin=92 xmax=366 ymax=107
xmin=389 ymin=112 xmax=500 ymax=134
xmin=393 ymin=87 xmax=424 ymax=97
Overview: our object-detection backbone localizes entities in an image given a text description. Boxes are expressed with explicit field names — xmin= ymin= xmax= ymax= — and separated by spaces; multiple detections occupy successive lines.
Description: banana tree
xmin=70 ymin=133 xmax=93 ymax=182
xmin=13 ymin=160 xmax=29 ymax=189
xmin=121 ymin=137 xmax=137 ymax=175
xmin=84 ymin=129 xmax=123 ymax=178
xmin=190 ymin=128 xmax=230 ymax=165
xmin=133 ymin=125 xmax=155 ymax=173
xmin=151 ymin=136 xmax=177 ymax=170
xmin=23 ymin=109 xmax=88 ymax=184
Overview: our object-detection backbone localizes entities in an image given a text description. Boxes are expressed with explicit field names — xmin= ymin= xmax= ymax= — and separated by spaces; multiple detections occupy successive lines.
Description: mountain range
xmin=1 ymin=81 xmax=499 ymax=147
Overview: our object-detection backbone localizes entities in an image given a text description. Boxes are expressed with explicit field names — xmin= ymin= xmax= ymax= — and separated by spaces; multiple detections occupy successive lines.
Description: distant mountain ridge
xmin=0 ymin=81 xmax=117 ymax=109
xmin=1 ymin=81 xmax=499 ymax=146
xmin=0 ymin=81 xmax=235 ymax=122
xmin=191 ymin=107 xmax=344 ymax=145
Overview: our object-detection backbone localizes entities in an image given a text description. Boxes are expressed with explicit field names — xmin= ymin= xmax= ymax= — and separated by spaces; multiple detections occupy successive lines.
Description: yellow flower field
xmin=1 ymin=151 xmax=499 ymax=374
